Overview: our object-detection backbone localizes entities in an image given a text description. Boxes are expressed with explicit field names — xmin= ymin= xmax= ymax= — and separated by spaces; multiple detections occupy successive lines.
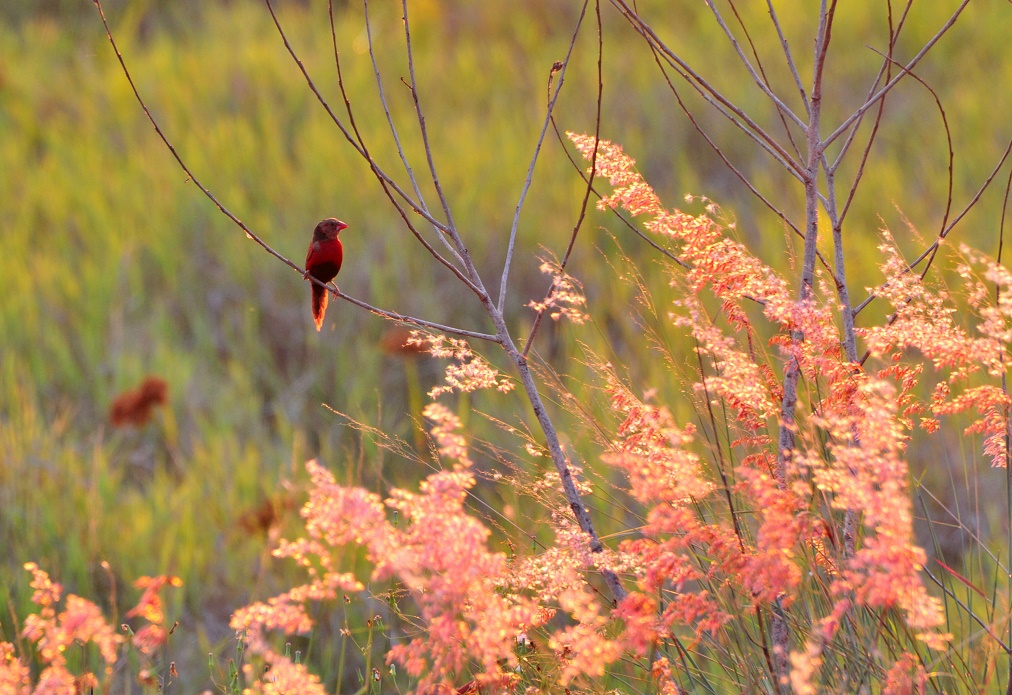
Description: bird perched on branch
xmin=305 ymin=217 xmax=347 ymax=331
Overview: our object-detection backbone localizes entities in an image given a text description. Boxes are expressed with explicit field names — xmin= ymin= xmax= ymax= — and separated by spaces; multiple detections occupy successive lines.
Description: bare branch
xmin=97 ymin=0 xmax=494 ymax=343
xmin=821 ymin=3 xmax=901 ymax=354
xmin=766 ymin=0 xmax=809 ymax=118
xmin=262 ymin=0 xmax=448 ymax=237
xmin=703 ymin=0 xmax=805 ymax=131
xmin=265 ymin=0 xmax=485 ymax=295
xmin=400 ymin=0 xmax=457 ymax=239
xmin=522 ymin=1 xmax=601 ymax=357
xmin=831 ymin=23 xmax=896 ymax=225
xmin=821 ymin=0 xmax=971 ymax=149
xmin=642 ymin=38 xmax=803 ymax=239
xmin=610 ymin=0 xmax=806 ymax=179
xmin=550 ymin=123 xmax=689 ymax=265
xmin=723 ymin=0 xmax=805 ymax=160
xmin=362 ymin=4 xmax=434 ymax=233
xmin=853 ymin=135 xmax=1012 ymax=318
xmin=352 ymin=2 xmax=495 ymax=308
xmin=94 ymin=0 xmax=293 ymax=275
xmin=362 ymin=0 xmax=466 ymax=267
xmin=1000 ymin=166 xmax=1012 ymax=266
xmin=363 ymin=0 xmax=424 ymax=204
xmin=827 ymin=0 xmax=913 ymax=174
xmin=498 ymin=0 xmax=591 ymax=314
xmin=866 ymin=46 xmax=954 ymax=233
xmin=306 ymin=275 xmax=500 ymax=343
xmin=329 ymin=1 xmax=361 ymax=138
xmin=635 ymin=30 xmax=843 ymax=283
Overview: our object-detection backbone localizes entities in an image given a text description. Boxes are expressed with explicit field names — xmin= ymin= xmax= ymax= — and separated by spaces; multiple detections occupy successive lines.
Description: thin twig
xmin=922 ymin=566 xmax=1011 ymax=653
xmin=821 ymin=0 xmax=971 ymax=149
xmin=632 ymin=15 xmax=845 ymax=285
xmin=304 ymin=275 xmax=500 ymax=342
xmin=827 ymin=0 xmax=912 ymax=175
xmin=854 ymin=135 xmax=1012 ymax=318
xmin=766 ymin=0 xmax=809 ymax=118
xmin=995 ymin=161 xmax=1012 ymax=681
xmin=263 ymin=0 xmax=481 ymax=287
xmin=724 ymin=0 xmax=805 ymax=160
xmin=356 ymin=3 xmax=493 ymax=310
xmin=329 ymin=0 xmax=474 ymax=290
xmin=400 ymin=0 xmax=459 ymax=245
xmin=498 ymin=0 xmax=591 ymax=314
xmin=361 ymin=0 xmax=460 ymax=258
xmin=819 ymin=6 xmax=907 ymax=360
xmin=832 ymin=47 xmax=892 ymax=224
xmin=867 ymin=46 xmax=954 ymax=236
xmin=549 ymin=118 xmax=687 ymax=266
xmin=94 ymin=0 xmax=286 ymax=272
xmin=364 ymin=0 xmax=424 ymax=207
xmin=703 ymin=0 xmax=805 ymax=131
xmin=611 ymin=0 xmax=806 ymax=179
xmin=96 ymin=0 xmax=494 ymax=345
xmin=521 ymin=0 xmax=598 ymax=356
xmin=641 ymin=35 xmax=804 ymax=239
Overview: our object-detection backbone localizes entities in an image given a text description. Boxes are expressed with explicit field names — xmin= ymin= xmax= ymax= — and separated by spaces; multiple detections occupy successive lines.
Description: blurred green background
xmin=1 ymin=0 xmax=1009 ymax=690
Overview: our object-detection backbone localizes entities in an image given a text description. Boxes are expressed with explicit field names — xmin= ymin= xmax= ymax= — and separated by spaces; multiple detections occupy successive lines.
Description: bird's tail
xmin=312 ymin=284 xmax=328 ymax=331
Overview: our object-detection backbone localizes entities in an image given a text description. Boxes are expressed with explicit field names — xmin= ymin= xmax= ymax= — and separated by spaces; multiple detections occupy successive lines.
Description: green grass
xmin=1 ymin=0 xmax=1011 ymax=690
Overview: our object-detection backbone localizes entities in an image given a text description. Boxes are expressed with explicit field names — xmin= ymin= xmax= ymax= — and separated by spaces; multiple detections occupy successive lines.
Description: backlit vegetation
xmin=2 ymin=1 xmax=1012 ymax=693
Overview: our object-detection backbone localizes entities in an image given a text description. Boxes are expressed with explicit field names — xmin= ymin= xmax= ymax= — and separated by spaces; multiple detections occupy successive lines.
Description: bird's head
xmin=314 ymin=217 xmax=348 ymax=241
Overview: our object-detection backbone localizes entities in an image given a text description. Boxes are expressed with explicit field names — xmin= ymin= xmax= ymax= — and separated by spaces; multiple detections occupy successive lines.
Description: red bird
xmin=305 ymin=217 xmax=347 ymax=331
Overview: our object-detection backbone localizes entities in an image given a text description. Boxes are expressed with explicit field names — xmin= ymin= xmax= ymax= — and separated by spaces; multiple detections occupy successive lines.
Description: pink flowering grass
xmin=0 ymin=564 xmax=186 ymax=693
xmin=8 ymin=130 xmax=1012 ymax=693
xmin=175 ymin=135 xmax=1011 ymax=692
xmin=212 ymin=123 xmax=996 ymax=687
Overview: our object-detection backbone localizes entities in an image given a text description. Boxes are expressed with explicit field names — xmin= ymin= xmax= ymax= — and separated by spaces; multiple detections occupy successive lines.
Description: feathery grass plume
xmin=0 ymin=642 xmax=31 ymax=693
xmin=407 ymin=332 xmax=514 ymax=397
xmin=16 ymin=563 xmax=123 ymax=690
xmin=229 ymin=408 xmax=546 ymax=694
xmin=798 ymin=377 xmax=948 ymax=646
xmin=547 ymin=586 xmax=622 ymax=684
xmin=862 ymin=239 xmax=1012 ymax=467
xmin=602 ymin=374 xmax=736 ymax=643
xmin=230 ymin=566 xmax=359 ymax=694
xmin=569 ymin=133 xmax=952 ymax=681
xmin=229 ymin=465 xmax=369 ymax=691
xmin=229 ymin=392 xmax=651 ymax=692
xmin=126 ymin=574 xmax=182 ymax=655
xmin=528 ymin=254 xmax=590 ymax=324
xmin=650 ymin=657 xmax=689 ymax=695
xmin=240 ymin=657 xmax=328 ymax=695
xmin=674 ymin=300 xmax=777 ymax=430
xmin=2 ymin=565 xmax=196 ymax=692
xmin=882 ymin=653 xmax=928 ymax=695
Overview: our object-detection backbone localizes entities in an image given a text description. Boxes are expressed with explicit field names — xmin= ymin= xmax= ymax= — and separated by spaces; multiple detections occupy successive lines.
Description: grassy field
xmin=2 ymin=0 xmax=1011 ymax=690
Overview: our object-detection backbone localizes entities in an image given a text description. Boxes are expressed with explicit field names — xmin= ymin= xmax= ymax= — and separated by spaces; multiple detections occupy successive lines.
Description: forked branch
xmin=93 ymin=0 xmax=493 ymax=345
xmin=95 ymin=0 xmax=627 ymax=604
